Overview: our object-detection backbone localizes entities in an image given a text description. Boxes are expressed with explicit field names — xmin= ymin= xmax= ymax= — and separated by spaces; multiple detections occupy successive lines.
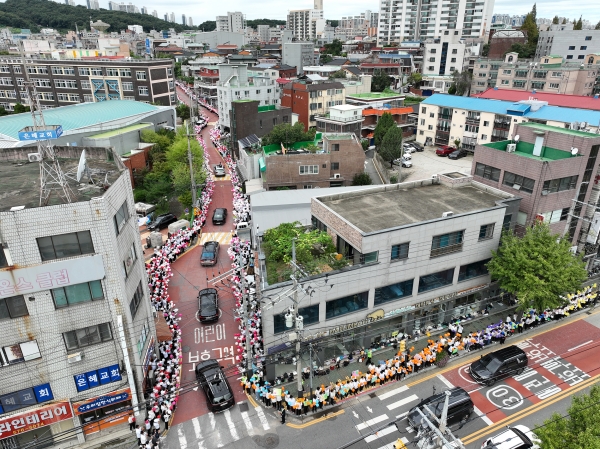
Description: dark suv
xmin=148 ymin=213 xmax=177 ymax=231
xmin=407 ymin=387 xmax=474 ymax=429
xmin=198 ymin=288 xmax=219 ymax=322
xmin=212 ymin=208 xmax=227 ymax=225
xmin=195 ymin=359 xmax=235 ymax=412
xmin=469 ymin=345 xmax=528 ymax=386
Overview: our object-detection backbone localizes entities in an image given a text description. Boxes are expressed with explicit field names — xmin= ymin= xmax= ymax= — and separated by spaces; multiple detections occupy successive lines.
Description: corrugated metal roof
xmin=475 ymin=87 xmax=600 ymax=112
xmin=0 ymin=101 xmax=161 ymax=140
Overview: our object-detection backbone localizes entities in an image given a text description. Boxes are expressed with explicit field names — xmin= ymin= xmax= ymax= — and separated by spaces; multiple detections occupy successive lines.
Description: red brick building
xmin=281 ymin=81 xmax=345 ymax=130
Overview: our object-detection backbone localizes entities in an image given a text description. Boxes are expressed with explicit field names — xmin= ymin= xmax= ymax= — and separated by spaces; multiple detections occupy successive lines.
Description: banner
xmin=0 ymin=402 xmax=72 ymax=440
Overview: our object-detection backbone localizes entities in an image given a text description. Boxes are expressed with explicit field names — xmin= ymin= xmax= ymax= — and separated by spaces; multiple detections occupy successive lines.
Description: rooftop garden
xmin=262 ymin=221 xmax=350 ymax=285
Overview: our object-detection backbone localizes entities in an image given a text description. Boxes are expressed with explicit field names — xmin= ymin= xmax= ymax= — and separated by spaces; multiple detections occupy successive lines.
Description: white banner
xmin=587 ymin=211 xmax=600 ymax=244
xmin=0 ymin=254 xmax=105 ymax=299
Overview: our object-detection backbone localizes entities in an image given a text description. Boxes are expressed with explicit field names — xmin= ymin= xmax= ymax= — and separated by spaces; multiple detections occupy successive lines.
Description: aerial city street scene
xmin=1 ymin=0 xmax=600 ymax=448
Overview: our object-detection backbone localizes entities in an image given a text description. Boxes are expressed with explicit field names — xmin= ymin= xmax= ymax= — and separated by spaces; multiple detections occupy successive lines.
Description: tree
xmin=320 ymin=54 xmax=333 ymax=64
xmin=453 ymin=139 xmax=461 ymax=149
xmin=507 ymin=42 xmax=536 ymax=58
xmin=352 ymin=172 xmax=372 ymax=186
xmin=407 ymin=72 xmax=423 ymax=87
xmin=574 ymin=16 xmax=583 ymax=30
xmin=378 ymin=125 xmax=403 ymax=168
xmin=596 ymin=21 xmax=600 ymax=30
xmin=563 ymin=18 xmax=567 ymax=24
xmin=176 ymin=103 xmax=190 ymax=120
xmin=447 ymin=84 xmax=457 ymax=95
xmin=13 ymin=103 xmax=30 ymax=114
xmin=487 ymin=222 xmax=587 ymax=311
xmin=552 ymin=15 xmax=559 ymax=24
xmin=481 ymin=43 xmax=490 ymax=57
xmin=371 ymin=69 xmax=392 ymax=92
xmin=328 ymin=69 xmax=347 ymax=79
xmin=322 ymin=39 xmax=343 ymax=56
xmin=531 ymin=3 xmax=537 ymax=21
xmin=535 ymin=385 xmax=600 ymax=449
xmin=261 ymin=122 xmax=315 ymax=147
xmin=373 ymin=112 xmax=395 ymax=147
xmin=0 ymin=106 xmax=8 ymax=116
xmin=448 ymin=70 xmax=471 ymax=96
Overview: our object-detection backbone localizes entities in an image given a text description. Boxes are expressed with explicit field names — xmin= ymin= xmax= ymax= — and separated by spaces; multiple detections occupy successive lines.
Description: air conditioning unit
xmin=67 ymin=352 xmax=84 ymax=363
xmin=28 ymin=153 xmax=42 ymax=162
xmin=334 ymin=173 xmax=341 ymax=179
xmin=442 ymin=211 xmax=453 ymax=217
xmin=506 ymin=143 xmax=516 ymax=153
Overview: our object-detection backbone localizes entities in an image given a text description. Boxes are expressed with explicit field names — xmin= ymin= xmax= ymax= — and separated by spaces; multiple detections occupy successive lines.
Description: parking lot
xmin=390 ymin=144 xmax=474 ymax=183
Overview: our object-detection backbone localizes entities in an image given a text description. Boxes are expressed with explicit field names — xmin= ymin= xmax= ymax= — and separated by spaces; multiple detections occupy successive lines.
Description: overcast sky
xmin=59 ymin=0 xmax=600 ymax=25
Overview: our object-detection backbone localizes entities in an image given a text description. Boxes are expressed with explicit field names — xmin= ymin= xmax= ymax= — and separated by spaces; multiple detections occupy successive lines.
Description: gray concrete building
xmin=536 ymin=23 xmax=600 ymax=60
xmin=282 ymin=42 xmax=314 ymax=75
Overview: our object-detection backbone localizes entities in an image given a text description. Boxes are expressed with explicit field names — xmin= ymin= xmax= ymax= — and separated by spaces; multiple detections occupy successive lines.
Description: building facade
xmin=536 ymin=24 xmax=600 ymax=60
xmin=422 ymin=32 xmax=468 ymax=76
xmin=216 ymin=12 xmax=246 ymax=33
xmin=315 ymin=104 xmax=363 ymax=136
xmin=282 ymin=42 xmax=314 ymax=75
xmin=281 ymin=81 xmax=346 ymax=130
xmin=0 ymin=149 xmax=155 ymax=448
xmin=0 ymin=57 xmax=176 ymax=110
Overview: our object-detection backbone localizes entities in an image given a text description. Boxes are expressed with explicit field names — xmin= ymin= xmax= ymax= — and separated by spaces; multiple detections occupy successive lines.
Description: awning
xmin=154 ymin=313 xmax=172 ymax=342
xmin=258 ymin=157 xmax=266 ymax=172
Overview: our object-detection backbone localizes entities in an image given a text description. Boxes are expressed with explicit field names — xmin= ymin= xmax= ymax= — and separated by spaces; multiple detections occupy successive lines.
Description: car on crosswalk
xmin=195 ymin=359 xmax=235 ymax=413
xmin=201 ymin=241 xmax=220 ymax=266
xmin=481 ymin=425 xmax=540 ymax=449
xmin=407 ymin=387 xmax=474 ymax=429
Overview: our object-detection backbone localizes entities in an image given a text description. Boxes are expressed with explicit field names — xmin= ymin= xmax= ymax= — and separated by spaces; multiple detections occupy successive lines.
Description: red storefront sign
xmin=0 ymin=401 xmax=73 ymax=440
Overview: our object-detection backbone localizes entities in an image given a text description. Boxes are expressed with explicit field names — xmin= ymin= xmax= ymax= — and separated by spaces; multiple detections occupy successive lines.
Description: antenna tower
xmin=19 ymin=41 xmax=73 ymax=206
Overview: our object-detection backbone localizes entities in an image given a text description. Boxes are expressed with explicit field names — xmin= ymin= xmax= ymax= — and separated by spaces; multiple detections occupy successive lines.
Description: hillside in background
xmin=0 ymin=0 xmax=199 ymax=33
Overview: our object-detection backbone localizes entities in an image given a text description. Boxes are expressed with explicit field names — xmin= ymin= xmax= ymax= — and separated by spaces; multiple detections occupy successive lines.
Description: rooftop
xmin=88 ymin=123 xmax=150 ymax=139
xmin=474 ymin=88 xmax=600 ymax=112
xmin=346 ymin=91 xmax=404 ymax=100
xmin=318 ymin=181 xmax=507 ymax=234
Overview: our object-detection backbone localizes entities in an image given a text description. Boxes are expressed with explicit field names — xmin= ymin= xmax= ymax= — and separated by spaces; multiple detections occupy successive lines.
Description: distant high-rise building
xmin=86 ymin=0 xmax=100 ymax=9
xmin=107 ymin=2 xmax=138 ymax=13
xmin=108 ymin=0 xmax=119 ymax=10
xmin=169 ymin=12 xmax=176 ymax=23
xmin=182 ymin=14 xmax=186 ymax=26
xmin=152 ymin=10 xmax=158 ymax=17
xmin=164 ymin=13 xmax=169 ymax=21
xmin=64 ymin=0 xmax=75 ymax=5
xmin=215 ymin=11 xmax=245 ymax=33
xmin=188 ymin=17 xmax=193 ymax=27
xmin=141 ymin=6 xmax=148 ymax=14
xmin=314 ymin=0 xmax=323 ymax=10
xmin=287 ymin=9 xmax=323 ymax=41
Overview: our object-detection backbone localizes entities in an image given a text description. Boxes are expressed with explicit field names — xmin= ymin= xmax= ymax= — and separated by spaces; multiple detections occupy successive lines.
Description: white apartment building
xmin=422 ymin=32 xmax=469 ymax=75
xmin=377 ymin=0 xmax=495 ymax=45
xmin=217 ymin=64 xmax=281 ymax=130
xmin=216 ymin=12 xmax=246 ymax=34
xmin=86 ymin=0 xmax=99 ymax=9
xmin=257 ymin=25 xmax=270 ymax=43
xmin=287 ymin=9 xmax=325 ymax=41
xmin=0 ymin=148 xmax=155 ymax=448
xmin=536 ymin=23 xmax=600 ymax=60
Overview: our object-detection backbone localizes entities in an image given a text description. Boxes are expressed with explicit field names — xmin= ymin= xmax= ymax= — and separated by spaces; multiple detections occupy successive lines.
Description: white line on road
xmin=396 ymin=411 xmax=408 ymax=420
xmin=437 ymin=374 xmax=455 ymax=389
xmin=356 ymin=414 xmax=389 ymax=431
xmin=208 ymin=412 xmax=224 ymax=448
xmin=474 ymin=406 xmax=494 ymax=426
xmin=240 ymin=411 xmax=254 ymax=436
xmin=255 ymin=406 xmax=271 ymax=430
xmin=568 ymin=340 xmax=593 ymax=351
xmin=223 ymin=409 xmax=240 ymax=441
xmin=191 ymin=418 xmax=205 ymax=449
xmin=178 ymin=426 xmax=188 ymax=449
xmin=386 ymin=394 xmax=419 ymax=410
xmin=378 ymin=385 xmax=409 ymax=400
xmin=364 ymin=425 xmax=397 ymax=443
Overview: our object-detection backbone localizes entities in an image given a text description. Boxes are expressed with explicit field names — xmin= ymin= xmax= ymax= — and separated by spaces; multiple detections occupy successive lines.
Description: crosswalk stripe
xmin=200 ymin=232 xmax=232 ymax=245
xmin=211 ymin=174 xmax=231 ymax=181
xmin=356 ymin=414 xmax=389 ymax=431
xmin=208 ymin=413 xmax=224 ymax=448
xmin=191 ymin=417 xmax=206 ymax=449
xmin=178 ymin=426 xmax=188 ymax=449
xmin=240 ymin=411 xmax=254 ymax=436
xmin=364 ymin=424 xmax=397 ymax=443
xmin=223 ymin=409 xmax=240 ymax=441
xmin=474 ymin=406 xmax=494 ymax=426
xmin=378 ymin=385 xmax=409 ymax=400
xmin=386 ymin=394 xmax=419 ymax=411
xmin=255 ymin=406 xmax=271 ymax=430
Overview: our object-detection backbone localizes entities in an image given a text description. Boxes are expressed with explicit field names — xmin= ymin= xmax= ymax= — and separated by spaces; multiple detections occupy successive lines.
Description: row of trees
xmin=261 ymin=122 xmax=316 ymax=148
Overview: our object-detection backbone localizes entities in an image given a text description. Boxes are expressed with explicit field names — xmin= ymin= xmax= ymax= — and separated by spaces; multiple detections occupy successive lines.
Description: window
xmin=501 ymin=80 xmax=509 ymax=85
xmin=479 ymin=223 xmax=494 ymax=240
xmin=430 ymin=113 xmax=434 ymax=118
xmin=429 ymin=57 xmax=436 ymax=62
xmin=502 ymin=214 xmax=512 ymax=231
xmin=113 ymin=201 xmax=129 ymax=235
xmin=63 ymin=67 xmax=75 ymax=75
xmin=503 ymin=171 xmax=535 ymax=194
xmin=13 ymin=66 xmax=21 ymax=74
xmin=0 ymin=340 xmax=41 ymax=367
xmin=303 ymin=185 xmax=313 ymax=189
xmin=79 ymin=67 xmax=90 ymax=76
xmin=420 ymin=119 xmax=425 ymax=125
xmin=37 ymin=231 xmax=94 ymax=261
xmin=0 ymin=296 xmax=28 ymax=319
xmin=568 ymin=46 xmax=575 ymax=50
xmin=474 ymin=163 xmax=500 ymax=182
xmin=578 ymin=55 xmax=585 ymax=60
xmin=106 ymin=68 xmax=119 ymax=76
xmin=541 ymin=208 xmax=570 ymax=224
xmin=51 ymin=281 xmax=103 ymax=308
xmin=551 ymin=71 xmax=562 ymax=78
xmin=83 ymin=94 xmax=93 ymax=102
xmin=331 ymin=162 xmax=340 ymax=170
xmin=274 ymin=304 xmax=319 ymax=334
xmin=458 ymin=258 xmax=490 ymax=281
xmin=129 ymin=282 xmax=144 ymax=319
xmin=81 ymin=80 xmax=91 ymax=89
xmin=57 ymin=93 xmax=69 ymax=101
xmin=543 ymin=176 xmax=577 ymax=193
xmin=428 ymin=125 xmax=433 ymax=130
xmin=325 ymin=292 xmax=368 ymax=319
xmin=167 ymin=68 xmax=172 ymax=76
xmin=69 ymin=94 xmax=79 ymax=102
xmin=421 ymin=107 xmax=426 ymax=114
xmin=54 ymin=79 xmax=78 ymax=88
xmin=120 ymin=68 xmax=132 ymax=77
xmin=481 ymin=134 xmax=488 ymax=140
xmin=374 ymin=279 xmax=414 ymax=305
xmin=483 ymin=121 xmax=489 ymax=127
xmin=586 ymin=36 xmax=592 ymax=40
xmin=465 ymin=124 xmax=479 ymax=133
xmin=332 ymin=143 xmax=339 ymax=151
xmin=581 ymin=46 xmax=588 ymax=50
xmin=123 ymin=242 xmax=138 ymax=277
xmin=299 ymin=165 xmax=318 ymax=175
xmin=391 ymin=242 xmax=409 ymax=261
xmin=64 ymin=323 xmax=112 ymax=350
xmin=0 ymin=244 xmax=8 ymax=268
xmin=51 ymin=66 xmax=63 ymax=75
xmin=34 ymin=79 xmax=51 ymax=88
xmin=567 ymin=55 xmax=573 ymax=60
xmin=549 ymin=83 xmax=559 ymax=89
xmin=360 ymin=251 xmax=378 ymax=264
xmin=418 ymin=267 xmax=455 ymax=293
xmin=452 ymin=49 xmax=457 ymax=54
xmin=431 ymin=231 xmax=464 ymax=257
xmin=136 ymin=71 xmax=147 ymax=80
xmin=138 ymin=86 xmax=149 ymax=96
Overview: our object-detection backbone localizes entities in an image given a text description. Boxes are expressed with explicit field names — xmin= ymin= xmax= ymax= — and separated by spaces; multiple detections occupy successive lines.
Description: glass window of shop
xmin=374 ymin=279 xmax=414 ymax=305
xmin=418 ymin=268 xmax=455 ymax=293
xmin=326 ymin=292 xmax=368 ymax=319
xmin=79 ymin=400 xmax=131 ymax=428
xmin=273 ymin=304 xmax=320 ymax=334
xmin=458 ymin=258 xmax=490 ymax=282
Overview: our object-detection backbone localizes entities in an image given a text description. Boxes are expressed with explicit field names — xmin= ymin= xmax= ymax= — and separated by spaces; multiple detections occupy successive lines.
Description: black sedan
xmin=198 ymin=288 xmax=219 ymax=322
xmin=200 ymin=241 xmax=220 ymax=266
xmin=147 ymin=213 xmax=177 ymax=231
xmin=408 ymin=142 xmax=424 ymax=152
xmin=212 ymin=208 xmax=227 ymax=225
xmin=448 ymin=149 xmax=468 ymax=160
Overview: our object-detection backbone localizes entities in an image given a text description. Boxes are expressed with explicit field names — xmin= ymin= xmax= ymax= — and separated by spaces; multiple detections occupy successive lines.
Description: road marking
xmin=286 ymin=409 xmax=346 ymax=429
xmin=378 ymin=385 xmax=409 ymax=400
xmin=364 ymin=425 xmax=397 ymax=443
xmin=437 ymin=374 xmax=454 ymax=389
xmin=191 ymin=417 xmax=206 ymax=448
xmin=356 ymin=414 xmax=389 ymax=431
xmin=568 ymin=340 xmax=593 ymax=351
xmin=377 ymin=437 xmax=409 ymax=449
xmin=240 ymin=411 xmax=254 ymax=435
xmin=255 ymin=406 xmax=271 ymax=430
xmin=223 ymin=409 xmax=240 ymax=441
xmin=396 ymin=411 xmax=408 ymax=420
xmin=386 ymin=394 xmax=419 ymax=411
xmin=178 ymin=426 xmax=188 ymax=449
xmin=208 ymin=412 xmax=224 ymax=448
xmin=473 ymin=406 xmax=494 ymax=426
xmin=200 ymin=232 xmax=233 ymax=245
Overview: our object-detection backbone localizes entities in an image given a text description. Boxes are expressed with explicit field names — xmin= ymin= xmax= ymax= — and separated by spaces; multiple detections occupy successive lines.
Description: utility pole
xmin=292 ymin=238 xmax=303 ymax=396
xmin=308 ymin=342 xmax=313 ymax=395
xmin=239 ymin=251 xmax=253 ymax=374
xmin=186 ymin=120 xmax=198 ymax=209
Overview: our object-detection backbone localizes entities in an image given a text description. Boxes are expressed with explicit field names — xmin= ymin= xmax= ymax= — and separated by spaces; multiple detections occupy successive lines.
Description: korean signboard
xmin=18 ymin=125 xmax=63 ymax=141
xmin=0 ymin=401 xmax=71 ymax=440
xmin=0 ymin=384 xmax=53 ymax=415
xmin=74 ymin=364 xmax=121 ymax=392
xmin=73 ymin=388 xmax=130 ymax=415
xmin=0 ymin=254 xmax=105 ymax=300
xmin=145 ymin=38 xmax=151 ymax=55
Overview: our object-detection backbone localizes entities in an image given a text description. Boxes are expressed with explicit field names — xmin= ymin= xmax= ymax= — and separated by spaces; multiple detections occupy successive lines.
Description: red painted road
xmin=169 ymin=90 xmax=245 ymax=424
xmin=441 ymin=319 xmax=600 ymax=424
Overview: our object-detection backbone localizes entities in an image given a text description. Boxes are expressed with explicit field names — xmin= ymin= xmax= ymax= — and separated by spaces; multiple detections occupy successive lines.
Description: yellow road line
xmin=461 ymin=374 xmax=600 ymax=444
xmin=285 ymin=409 xmax=346 ymax=429
xmin=246 ymin=393 xmax=258 ymax=408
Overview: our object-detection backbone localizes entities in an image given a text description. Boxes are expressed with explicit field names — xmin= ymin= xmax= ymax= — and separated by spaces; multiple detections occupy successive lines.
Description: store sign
xmin=74 ymin=364 xmax=121 ymax=392
xmin=329 ymin=310 xmax=385 ymax=336
xmin=18 ymin=125 xmax=63 ymax=141
xmin=0 ymin=254 xmax=105 ymax=300
xmin=0 ymin=401 xmax=72 ymax=440
xmin=74 ymin=389 xmax=130 ymax=414
xmin=0 ymin=384 xmax=54 ymax=414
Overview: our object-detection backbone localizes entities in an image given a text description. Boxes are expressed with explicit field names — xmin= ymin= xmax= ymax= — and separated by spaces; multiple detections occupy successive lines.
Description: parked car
xmin=401 ymin=152 xmax=412 ymax=160
xmin=395 ymin=156 xmax=412 ymax=168
xmin=197 ymin=288 xmax=219 ymax=322
xmin=448 ymin=149 xmax=468 ymax=160
xmin=402 ymin=144 xmax=414 ymax=154
xmin=436 ymin=145 xmax=456 ymax=157
xmin=212 ymin=208 xmax=228 ymax=225
xmin=469 ymin=345 xmax=528 ymax=386
xmin=195 ymin=359 xmax=235 ymax=412
xmin=407 ymin=387 xmax=474 ymax=429
xmin=147 ymin=213 xmax=177 ymax=231
xmin=409 ymin=142 xmax=424 ymax=152
xmin=481 ymin=425 xmax=540 ymax=449
xmin=200 ymin=241 xmax=220 ymax=266
xmin=213 ymin=164 xmax=226 ymax=177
